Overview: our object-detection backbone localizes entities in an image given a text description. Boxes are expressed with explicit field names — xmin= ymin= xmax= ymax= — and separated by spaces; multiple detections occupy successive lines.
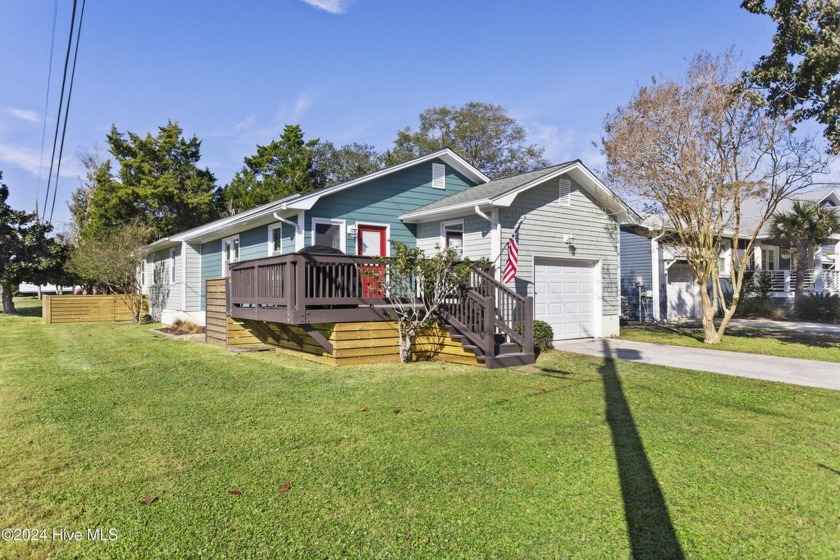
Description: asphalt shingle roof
xmin=407 ymin=162 xmax=576 ymax=214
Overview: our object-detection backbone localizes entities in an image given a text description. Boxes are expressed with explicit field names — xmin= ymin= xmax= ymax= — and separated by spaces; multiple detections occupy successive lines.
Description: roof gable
xmin=146 ymin=148 xmax=488 ymax=250
xmin=401 ymin=161 xmax=638 ymax=224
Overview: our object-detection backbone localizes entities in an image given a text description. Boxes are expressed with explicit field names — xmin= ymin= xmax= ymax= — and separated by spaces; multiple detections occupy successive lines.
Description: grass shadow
xmin=600 ymin=339 xmax=684 ymax=559
xmin=5 ymin=299 xmax=43 ymax=318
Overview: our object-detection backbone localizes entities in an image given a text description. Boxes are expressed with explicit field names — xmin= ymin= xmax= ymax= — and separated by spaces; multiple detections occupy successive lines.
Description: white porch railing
xmin=824 ymin=270 xmax=840 ymax=293
xmin=766 ymin=270 xmax=815 ymax=294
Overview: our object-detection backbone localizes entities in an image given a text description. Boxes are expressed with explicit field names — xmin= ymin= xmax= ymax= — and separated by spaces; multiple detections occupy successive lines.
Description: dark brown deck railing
xmin=227 ymin=253 xmax=534 ymax=360
xmin=228 ymin=253 xmax=390 ymax=324
xmin=440 ymin=267 xmax=534 ymax=359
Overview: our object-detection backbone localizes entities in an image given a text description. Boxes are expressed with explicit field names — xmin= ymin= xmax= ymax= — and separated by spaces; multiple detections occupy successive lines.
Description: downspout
xmin=474 ymin=205 xmax=501 ymax=280
xmin=273 ymin=211 xmax=305 ymax=251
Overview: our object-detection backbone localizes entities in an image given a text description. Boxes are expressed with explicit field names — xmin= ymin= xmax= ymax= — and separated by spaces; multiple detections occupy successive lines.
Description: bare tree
xmin=66 ymin=221 xmax=151 ymax=323
xmin=376 ymin=242 xmax=476 ymax=362
xmin=603 ymin=52 xmax=830 ymax=343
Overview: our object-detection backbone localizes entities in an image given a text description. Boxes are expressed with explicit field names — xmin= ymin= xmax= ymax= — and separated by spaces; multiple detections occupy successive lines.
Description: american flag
xmin=502 ymin=225 xmax=520 ymax=283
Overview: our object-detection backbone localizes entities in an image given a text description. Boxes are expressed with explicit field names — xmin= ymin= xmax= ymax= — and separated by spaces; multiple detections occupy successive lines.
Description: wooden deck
xmin=206 ymin=279 xmax=481 ymax=366
xmin=221 ymin=252 xmax=535 ymax=368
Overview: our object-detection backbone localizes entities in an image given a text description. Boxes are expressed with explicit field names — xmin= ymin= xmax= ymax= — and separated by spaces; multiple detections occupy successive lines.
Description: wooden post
xmin=483 ymin=288 xmax=495 ymax=359
xmin=524 ymin=296 xmax=534 ymax=354
xmin=294 ymin=255 xmax=306 ymax=323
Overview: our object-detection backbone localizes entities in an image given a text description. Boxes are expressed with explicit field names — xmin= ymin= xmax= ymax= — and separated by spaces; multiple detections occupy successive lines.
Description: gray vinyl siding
xmin=184 ymin=242 xmax=201 ymax=311
xmin=416 ymin=216 xmax=491 ymax=260
xmin=304 ymin=158 xmax=477 ymax=253
xmin=148 ymin=247 xmax=181 ymax=317
xmin=499 ymin=176 xmax=621 ymax=316
xmin=620 ymin=227 xmax=653 ymax=320
xmin=200 ymin=240 xmax=222 ymax=311
xmin=416 ymin=222 xmax=439 ymax=253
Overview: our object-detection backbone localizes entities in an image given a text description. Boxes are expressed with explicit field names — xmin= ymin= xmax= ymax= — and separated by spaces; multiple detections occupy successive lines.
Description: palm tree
xmin=769 ymin=201 xmax=840 ymax=302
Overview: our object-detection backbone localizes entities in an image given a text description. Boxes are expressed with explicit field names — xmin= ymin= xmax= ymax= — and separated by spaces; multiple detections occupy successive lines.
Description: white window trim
xmin=311 ymin=217 xmax=346 ymax=253
xmin=559 ymin=178 xmax=571 ymax=206
xmin=432 ymin=163 xmax=446 ymax=189
xmin=761 ymin=245 xmax=778 ymax=271
xmin=439 ymin=219 xmax=465 ymax=252
xmin=221 ymin=234 xmax=240 ymax=277
xmin=268 ymin=223 xmax=284 ymax=256
xmin=354 ymin=221 xmax=391 ymax=257
xmin=169 ymin=248 xmax=178 ymax=284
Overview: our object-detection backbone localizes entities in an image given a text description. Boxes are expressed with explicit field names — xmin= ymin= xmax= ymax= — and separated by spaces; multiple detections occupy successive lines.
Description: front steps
xmin=449 ymin=330 xmax=536 ymax=369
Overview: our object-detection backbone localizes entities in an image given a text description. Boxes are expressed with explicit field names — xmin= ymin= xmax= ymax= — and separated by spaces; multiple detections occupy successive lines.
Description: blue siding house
xmin=143 ymin=149 xmax=487 ymax=325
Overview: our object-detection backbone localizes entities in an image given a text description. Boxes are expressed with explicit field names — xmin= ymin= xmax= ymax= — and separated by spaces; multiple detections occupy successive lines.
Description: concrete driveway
xmin=554 ymin=338 xmax=840 ymax=391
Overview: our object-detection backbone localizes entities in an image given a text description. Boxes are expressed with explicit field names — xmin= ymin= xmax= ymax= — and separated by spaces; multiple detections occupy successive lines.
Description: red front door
xmin=358 ymin=225 xmax=387 ymax=297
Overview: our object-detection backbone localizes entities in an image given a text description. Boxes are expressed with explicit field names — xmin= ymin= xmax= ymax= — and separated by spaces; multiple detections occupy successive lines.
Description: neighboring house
xmin=620 ymin=187 xmax=840 ymax=321
xmin=145 ymin=148 xmax=635 ymax=344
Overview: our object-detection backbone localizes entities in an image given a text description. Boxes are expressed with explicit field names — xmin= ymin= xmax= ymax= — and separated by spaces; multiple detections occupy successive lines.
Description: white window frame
xmin=311 ymin=218 xmax=346 ymax=253
xmin=432 ymin=163 xmax=446 ymax=189
xmin=169 ymin=248 xmax=177 ymax=284
xmin=439 ymin=219 xmax=465 ymax=254
xmin=559 ymin=178 xmax=572 ymax=206
xmin=221 ymin=234 xmax=240 ymax=277
xmin=761 ymin=246 xmax=778 ymax=271
xmin=268 ymin=223 xmax=284 ymax=256
xmin=355 ymin=221 xmax=391 ymax=257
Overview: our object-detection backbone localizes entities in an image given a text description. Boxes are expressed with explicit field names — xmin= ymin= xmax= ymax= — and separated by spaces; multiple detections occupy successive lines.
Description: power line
xmin=36 ymin=0 xmax=59 ymax=220
xmin=49 ymin=0 xmax=87 ymax=225
xmin=42 ymin=0 xmax=78 ymax=225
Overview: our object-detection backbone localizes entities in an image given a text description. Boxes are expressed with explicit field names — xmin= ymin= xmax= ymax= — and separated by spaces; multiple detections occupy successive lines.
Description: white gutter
xmin=474 ymin=205 xmax=502 ymax=280
xmin=273 ymin=212 xmax=302 ymax=234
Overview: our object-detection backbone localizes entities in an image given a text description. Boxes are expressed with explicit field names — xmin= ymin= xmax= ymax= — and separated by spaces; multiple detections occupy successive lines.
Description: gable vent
xmin=432 ymin=163 xmax=446 ymax=189
xmin=559 ymin=178 xmax=571 ymax=206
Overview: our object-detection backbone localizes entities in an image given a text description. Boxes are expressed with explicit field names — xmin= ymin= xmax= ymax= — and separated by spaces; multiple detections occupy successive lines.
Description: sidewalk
xmin=554 ymin=338 xmax=840 ymax=391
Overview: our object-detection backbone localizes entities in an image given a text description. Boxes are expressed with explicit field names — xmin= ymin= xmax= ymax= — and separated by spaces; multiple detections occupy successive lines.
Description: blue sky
xmin=0 ymin=1 xmax=796 ymax=228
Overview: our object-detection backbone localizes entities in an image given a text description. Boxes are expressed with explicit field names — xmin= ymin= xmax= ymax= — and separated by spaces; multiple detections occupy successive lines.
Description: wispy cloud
xmin=4 ymin=107 xmax=41 ymax=123
xmin=0 ymin=141 xmax=81 ymax=178
xmin=300 ymin=0 xmax=348 ymax=14
xmin=290 ymin=93 xmax=313 ymax=122
xmin=526 ymin=121 xmax=576 ymax=163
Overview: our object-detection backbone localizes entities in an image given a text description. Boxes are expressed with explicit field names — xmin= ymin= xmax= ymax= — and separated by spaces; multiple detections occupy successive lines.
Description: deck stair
xmin=439 ymin=267 xmax=535 ymax=369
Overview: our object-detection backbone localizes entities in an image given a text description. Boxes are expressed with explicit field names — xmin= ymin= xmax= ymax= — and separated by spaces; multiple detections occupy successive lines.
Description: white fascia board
xmin=165 ymin=195 xmax=302 ymax=245
xmin=491 ymin=162 xmax=637 ymax=225
xmin=399 ymin=199 xmax=495 ymax=223
xmin=283 ymin=149 xmax=489 ymax=211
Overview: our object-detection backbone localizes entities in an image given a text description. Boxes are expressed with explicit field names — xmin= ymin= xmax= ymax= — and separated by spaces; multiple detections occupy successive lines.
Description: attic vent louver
xmin=559 ymin=178 xmax=571 ymax=206
xmin=432 ymin=163 xmax=446 ymax=189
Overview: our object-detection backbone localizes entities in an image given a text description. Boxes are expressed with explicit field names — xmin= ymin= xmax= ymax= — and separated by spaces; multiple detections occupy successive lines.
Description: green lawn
xmin=1 ymin=298 xmax=838 ymax=559
xmin=620 ymin=324 xmax=840 ymax=363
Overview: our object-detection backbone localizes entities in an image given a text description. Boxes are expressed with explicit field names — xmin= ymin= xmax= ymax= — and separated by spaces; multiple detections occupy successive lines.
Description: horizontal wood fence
xmin=43 ymin=295 xmax=148 ymax=324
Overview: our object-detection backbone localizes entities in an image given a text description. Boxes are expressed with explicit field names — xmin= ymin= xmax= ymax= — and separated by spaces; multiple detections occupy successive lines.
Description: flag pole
xmin=490 ymin=216 xmax=525 ymax=269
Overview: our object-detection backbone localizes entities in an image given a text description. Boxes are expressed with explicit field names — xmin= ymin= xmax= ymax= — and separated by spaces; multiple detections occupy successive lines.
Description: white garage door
xmin=534 ymin=258 xmax=597 ymax=340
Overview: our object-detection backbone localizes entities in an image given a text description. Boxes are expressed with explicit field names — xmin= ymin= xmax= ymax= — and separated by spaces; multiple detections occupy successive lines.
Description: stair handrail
xmin=470 ymin=267 xmax=534 ymax=353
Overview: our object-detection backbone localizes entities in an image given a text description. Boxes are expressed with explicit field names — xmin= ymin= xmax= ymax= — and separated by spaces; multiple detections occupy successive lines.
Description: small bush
xmin=518 ymin=320 xmax=555 ymax=356
xmin=173 ymin=319 xmax=205 ymax=334
xmin=794 ymin=293 xmax=840 ymax=324
xmin=737 ymin=296 xmax=777 ymax=318
xmin=139 ymin=314 xmax=153 ymax=325
xmin=533 ymin=320 xmax=554 ymax=352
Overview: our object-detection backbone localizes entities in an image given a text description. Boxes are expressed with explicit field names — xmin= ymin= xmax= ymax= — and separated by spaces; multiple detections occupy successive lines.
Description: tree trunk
xmin=793 ymin=243 xmax=808 ymax=304
xmin=1 ymin=282 xmax=16 ymax=314
xmin=699 ymin=282 xmax=721 ymax=344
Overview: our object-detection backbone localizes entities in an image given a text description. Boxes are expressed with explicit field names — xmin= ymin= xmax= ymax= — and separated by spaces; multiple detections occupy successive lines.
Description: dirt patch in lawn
xmin=153 ymin=327 xmax=206 ymax=343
